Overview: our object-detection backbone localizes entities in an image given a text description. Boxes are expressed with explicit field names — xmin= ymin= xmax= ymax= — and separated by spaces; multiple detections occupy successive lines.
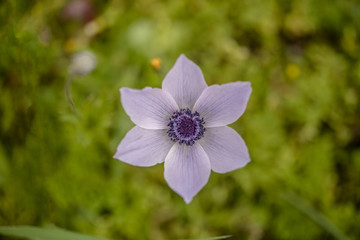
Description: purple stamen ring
xmin=167 ymin=108 xmax=206 ymax=146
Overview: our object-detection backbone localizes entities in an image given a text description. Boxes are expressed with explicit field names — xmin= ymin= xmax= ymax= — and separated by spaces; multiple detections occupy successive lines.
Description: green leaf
xmin=0 ymin=226 xmax=108 ymax=240
xmin=0 ymin=226 xmax=231 ymax=240
xmin=282 ymin=192 xmax=350 ymax=240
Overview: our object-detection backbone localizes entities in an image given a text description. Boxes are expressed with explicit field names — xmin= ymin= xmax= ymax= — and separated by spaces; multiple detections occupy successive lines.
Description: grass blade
xmin=282 ymin=192 xmax=350 ymax=240
xmin=0 ymin=226 xmax=108 ymax=240
xmin=178 ymin=235 xmax=232 ymax=240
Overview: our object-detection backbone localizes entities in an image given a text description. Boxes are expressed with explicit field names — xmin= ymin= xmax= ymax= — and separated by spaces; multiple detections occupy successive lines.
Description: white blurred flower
xmin=69 ymin=51 xmax=97 ymax=76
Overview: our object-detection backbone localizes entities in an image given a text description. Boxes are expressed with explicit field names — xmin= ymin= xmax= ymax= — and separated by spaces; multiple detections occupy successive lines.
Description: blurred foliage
xmin=1 ymin=0 xmax=360 ymax=239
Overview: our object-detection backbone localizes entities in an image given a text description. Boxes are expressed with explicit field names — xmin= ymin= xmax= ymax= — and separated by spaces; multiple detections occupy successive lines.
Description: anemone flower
xmin=114 ymin=54 xmax=252 ymax=203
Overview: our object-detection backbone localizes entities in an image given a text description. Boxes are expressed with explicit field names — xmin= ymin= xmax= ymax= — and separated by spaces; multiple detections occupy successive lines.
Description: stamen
xmin=167 ymin=108 xmax=206 ymax=146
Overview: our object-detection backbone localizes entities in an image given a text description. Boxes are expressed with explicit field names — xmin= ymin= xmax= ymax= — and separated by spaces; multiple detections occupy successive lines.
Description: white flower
xmin=114 ymin=54 xmax=252 ymax=203
xmin=69 ymin=51 xmax=97 ymax=76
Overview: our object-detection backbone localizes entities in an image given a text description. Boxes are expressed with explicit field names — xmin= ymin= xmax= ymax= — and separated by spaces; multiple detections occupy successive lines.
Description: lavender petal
xmin=162 ymin=54 xmax=207 ymax=109
xmin=120 ymin=87 xmax=178 ymax=129
xmin=193 ymin=81 xmax=252 ymax=127
xmin=164 ymin=143 xmax=211 ymax=203
xmin=114 ymin=126 xmax=174 ymax=167
xmin=199 ymin=126 xmax=250 ymax=173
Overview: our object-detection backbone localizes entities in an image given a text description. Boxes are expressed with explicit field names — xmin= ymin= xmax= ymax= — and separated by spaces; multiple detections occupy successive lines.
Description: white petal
xmin=162 ymin=54 xmax=208 ymax=109
xmin=193 ymin=81 xmax=252 ymax=127
xmin=199 ymin=126 xmax=250 ymax=173
xmin=164 ymin=143 xmax=211 ymax=203
xmin=114 ymin=126 xmax=174 ymax=167
xmin=120 ymin=87 xmax=178 ymax=129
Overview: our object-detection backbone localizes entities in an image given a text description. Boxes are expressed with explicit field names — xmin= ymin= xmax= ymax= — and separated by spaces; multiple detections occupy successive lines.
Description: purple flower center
xmin=167 ymin=108 xmax=206 ymax=146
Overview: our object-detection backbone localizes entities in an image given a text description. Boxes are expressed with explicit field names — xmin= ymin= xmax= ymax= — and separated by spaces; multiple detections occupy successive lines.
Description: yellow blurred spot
xmin=64 ymin=38 xmax=78 ymax=53
xmin=150 ymin=57 xmax=162 ymax=71
xmin=64 ymin=37 xmax=89 ymax=53
xmin=84 ymin=18 xmax=106 ymax=37
xmin=285 ymin=64 xmax=300 ymax=79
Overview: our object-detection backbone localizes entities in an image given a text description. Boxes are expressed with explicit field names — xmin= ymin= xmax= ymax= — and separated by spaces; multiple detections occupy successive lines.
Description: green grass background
xmin=1 ymin=0 xmax=360 ymax=239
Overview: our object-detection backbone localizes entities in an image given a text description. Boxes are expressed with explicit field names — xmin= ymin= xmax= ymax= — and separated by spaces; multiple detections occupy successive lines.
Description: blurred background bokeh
xmin=1 ymin=0 xmax=360 ymax=239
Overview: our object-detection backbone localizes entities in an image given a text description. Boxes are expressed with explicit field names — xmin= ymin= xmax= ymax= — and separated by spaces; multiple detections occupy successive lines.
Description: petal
xmin=199 ymin=126 xmax=250 ymax=173
xmin=193 ymin=81 xmax=252 ymax=127
xmin=114 ymin=126 xmax=174 ymax=167
xmin=162 ymin=54 xmax=208 ymax=109
xmin=120 ymin=87 xmax=178 ymax=129
xmin=164 ymin=143 xmax=211 ymax=203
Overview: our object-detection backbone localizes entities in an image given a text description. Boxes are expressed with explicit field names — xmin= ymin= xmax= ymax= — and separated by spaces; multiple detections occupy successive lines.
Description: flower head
xmin=114 ymin=54 xmax=252 ymax=203
xmin=69 ymin=50 xmax=97 ymax=76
